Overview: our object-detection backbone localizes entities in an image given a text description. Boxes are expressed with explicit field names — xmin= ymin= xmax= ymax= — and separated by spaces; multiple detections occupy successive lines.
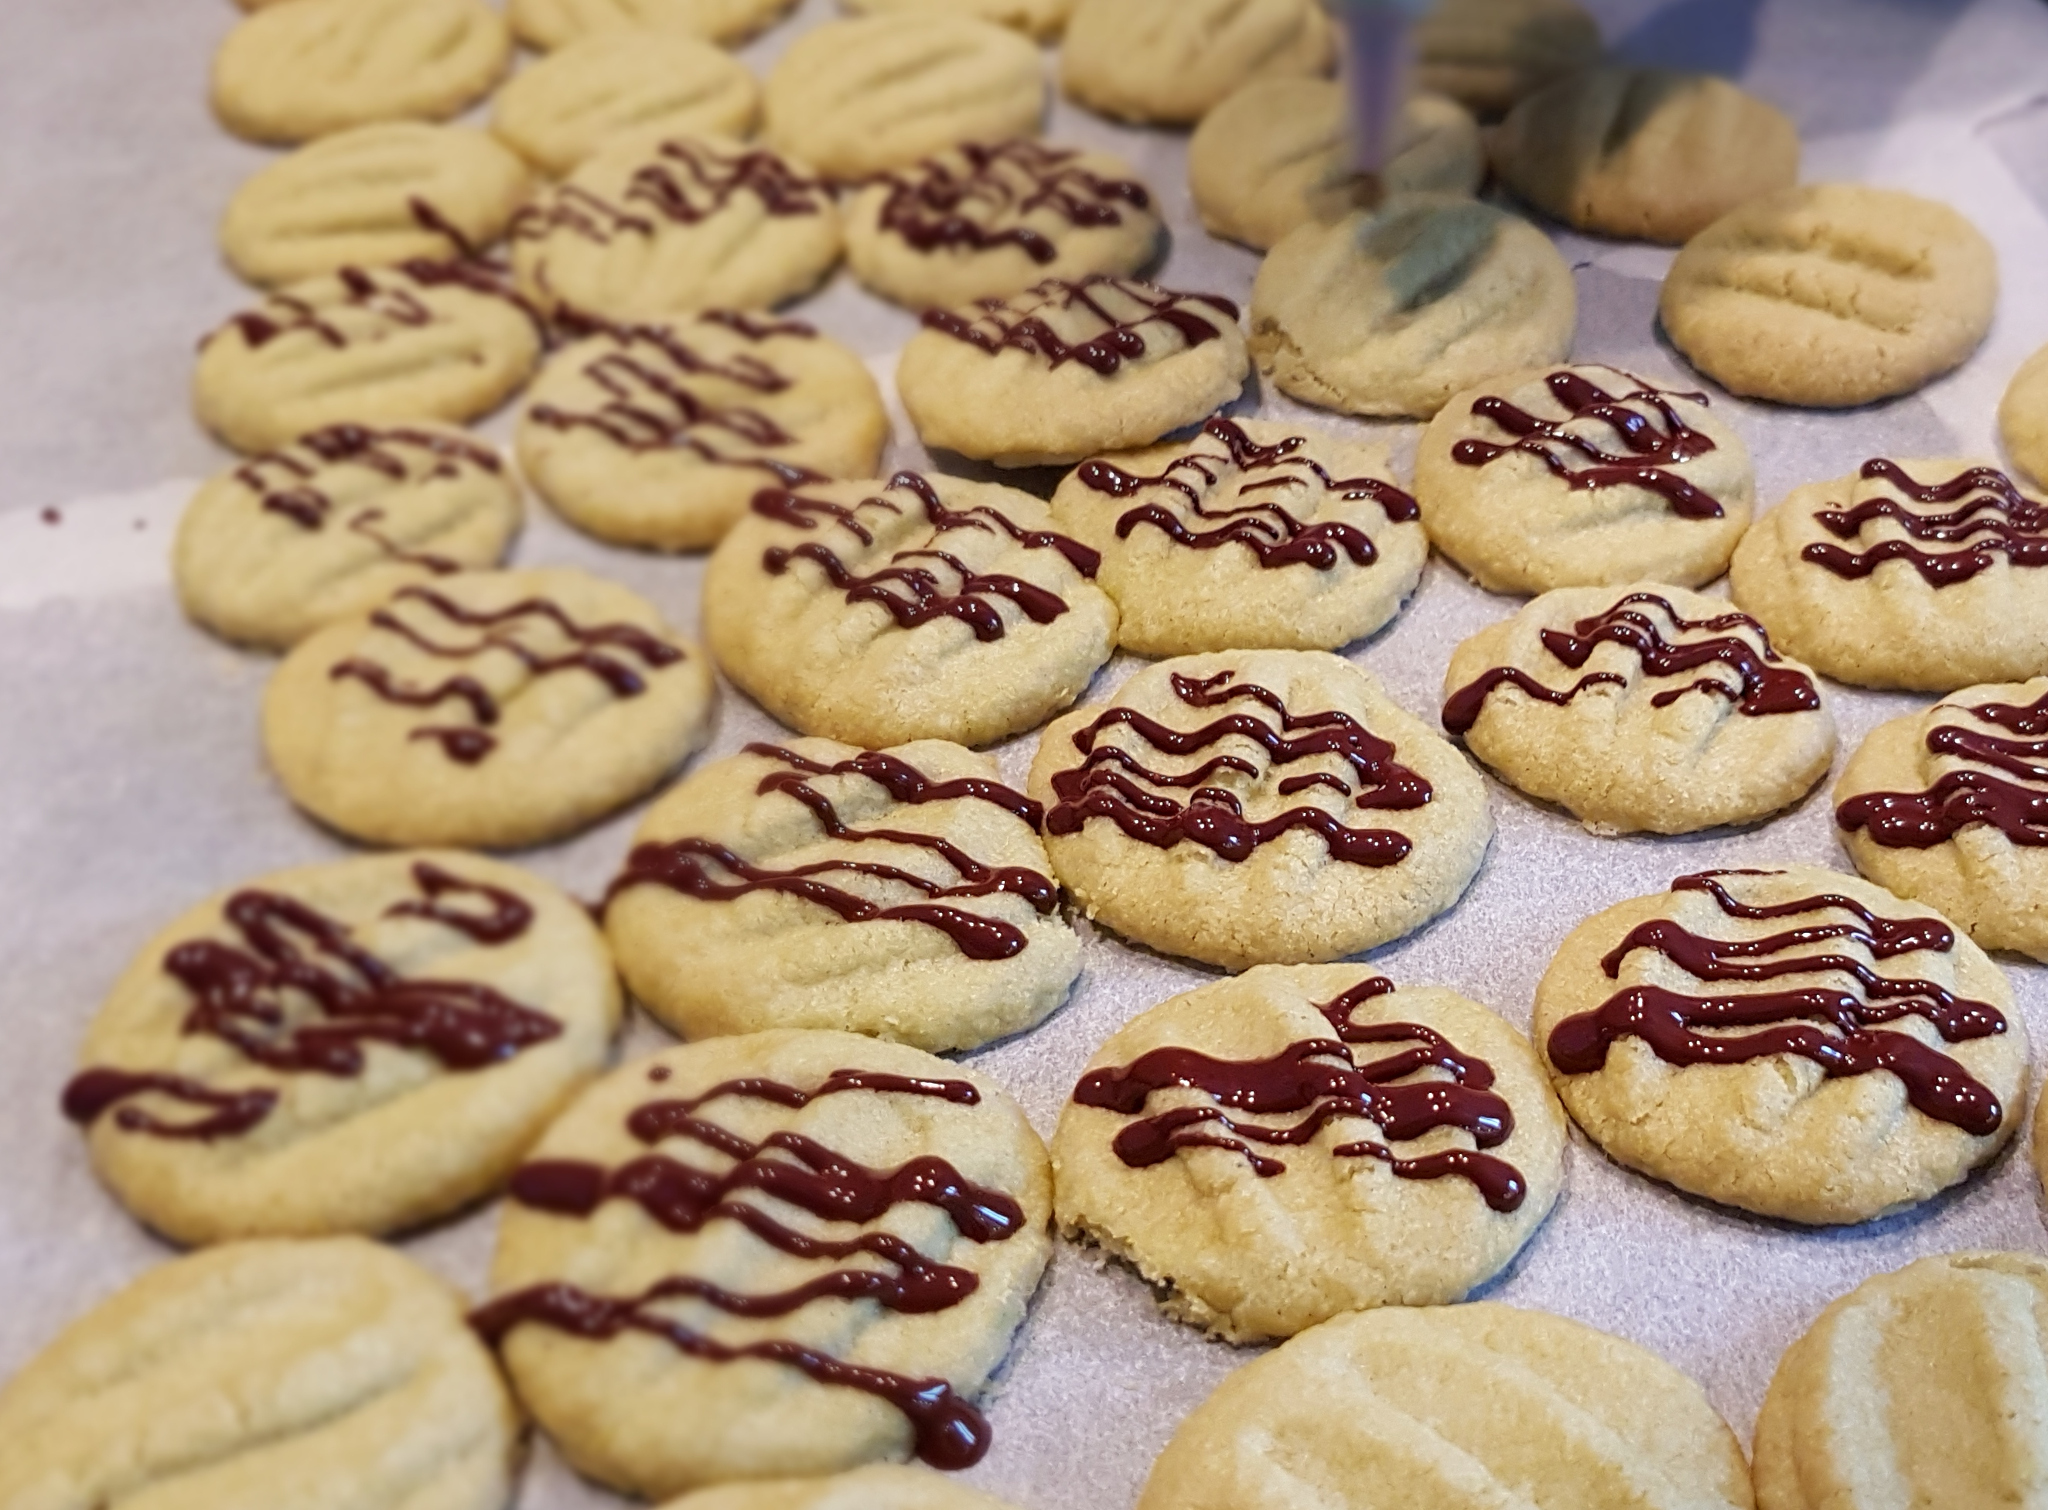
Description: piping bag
xmin=1334 ymin=0 xmax=1433 ymax=175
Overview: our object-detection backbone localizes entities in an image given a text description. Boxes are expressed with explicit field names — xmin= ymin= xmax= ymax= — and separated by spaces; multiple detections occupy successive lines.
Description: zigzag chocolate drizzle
xmin=875 ymin=141 xmax=1150 ymax=264
xmin=1802 ymin=459 xmax=2048 ymax=587
xmin=210 ymin=257 xmax=540 ymax=350
xmin=509 ymin=139 xmax=831 ymax=246
xmin=1838 ymin=689 xmax=2048 ymax=848
xmin=921 ymin=276 xmax=1239 ymax=376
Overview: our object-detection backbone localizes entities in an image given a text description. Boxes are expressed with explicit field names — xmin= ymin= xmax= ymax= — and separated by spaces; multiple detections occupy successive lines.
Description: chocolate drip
xmin=921 ymin=276 xmax=1239 ymax=376
xmin=242 ymin=423 xmax=503 ymax=528
xmin=61 ymin=1069 xmax=277 ymax=1141
xmin=1837 ymin=690 xmax=2048 ymax=848
xmin=1802 ymin=459 xmax=2048 ymax=587
xmin=745 ymin=741 xmax=1043 ymax=827
xmin=210 ymin=257 xmax=537 ymax=351
xmin=876 ymin=141 xmax=1149 ymax=265
xmin=510 ymin=140 xmax=829 ymax=247
xmin=384 ymin=861 xmax=535 ymax=943
xmin=407 ymin=196 xmax=483 ymax=261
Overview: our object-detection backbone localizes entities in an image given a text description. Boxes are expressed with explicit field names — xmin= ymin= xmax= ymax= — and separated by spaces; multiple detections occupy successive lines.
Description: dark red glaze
xmin=875 ymin=141 xmax=1149 ymax=265
xmin=510 ymin=140 xmax=830 ymax=247
xmin=1837 ymin=691 xmax=2048 ymax=848
xmin=210 ymin=257 xmax=537 ymax=350
xmin=1802 ymin=459 xmax=2048 ymax=587
xmin=61 ymin=1069 xmax=277 ymax=1141
xmin=921 ymin=277 xmax=1239 ymax=376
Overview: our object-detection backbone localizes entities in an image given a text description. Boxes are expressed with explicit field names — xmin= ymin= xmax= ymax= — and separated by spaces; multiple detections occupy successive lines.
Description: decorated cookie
xmin=0 ymin=1238 xmax=518 ymax=1510
xmin=1412 ymin=0 xmax=1603 ymax=116
xmin=605 ymin=738 xmax=1078 ymax=1052
xmin=1661 ymin=184 xmax=1997 ymax=407
xmin=2000 ymin=340 xmax=2048 ymax=488
xmin=703 ymin=471 xmax=1117 ymax=747
xmin=1046 ymin=417 xmax=1425 ymax=655
xmin=841 ymin=0 xmax=1075 ymax=40
xmin=516 ymin=313 xmax=889 ymax=552
xmin=1054 ymin=966 xmax=1565 ymax=1341
xmin=1533 ymin=865 xmax=2027 ymax=1224
xmin=1028 ymin=651 xmax=1493 ymax=969
xmin=897 ymin=276 xmax=1249 ymax=467
xmin=1729 ymin=458 xmax=2048 ymax=691
xmin=1835 ymin=679 xmax=2048 ymax=960
xmin=63 ymin=853 xmax=617 ymax=1244
xmin=663 ymin=1467 xmax=1026 ymax=1510
xmin=175 ymin=422 xmax=522 ymax=650
xmin=1249 ymin=195 xmax=1576 ymax=420
xmin=1413 ymin=365 xmax=1755 ymax=592
xmin=264 ymin=567 xmax=715 ymax=849
xmin=194 ymin=259 xmax=542 ymax=454
xmin=510 ymin=0 xmax=798 ymax=49
xmin=474 ymin=1033 xmax=1052 ymax=1494
xmin=1442 ymin=585 xmax=1835 ymax=834
xmin=1060 ymin=0 xmax=1334 ymax=126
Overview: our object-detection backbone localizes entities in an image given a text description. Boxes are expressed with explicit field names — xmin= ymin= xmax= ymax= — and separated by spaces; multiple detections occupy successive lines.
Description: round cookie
xmin=1136 ymin=1303 xmax=1751 ymax=1510
xmin=897 ymin=276 xmax=1249 ymax=468
xmin=1999 ymin=340 xmax=2048 ymax=488
xmin=841 ymin=0 xmax=1075 ymax=40
xmin=194 ymin=259 xmax=542 ymax=455
xmin=663 ymin=1467 xmax=1025 ymax=1510
xmin=175 ymin=422 xmax=522 ymax=651
xmin=63 ymin=853 xmax=618 ymax=1245
xmin=1413 ymin=364 xmax=1755 ymax=592
xmin=1060 ymin=0 xmax=1334 ymax=127
xmin=490 ymin=32 xmax=761 ymax=179
xmin=509 ymin=132 xmax=843 ymax=325
xmin=517 ymin=313 xmax=889 ymax=552
xmin=1188 ymin=79 xmax=1483 ymax=251
xmin=1753 ymin=1252 xmax=2048 ymax=1510
xmin=1028 ymin=650 xmax=1494 ymax=970
xmin=1046 ymin=417 xmax=1426 ymax=656
xmin=474 ymin=1033 xmax=1052 ymax=1494
xmin=604 ymin=737 xmax=1079 ymax=1052
xmin=1660 ymin=184 xmax=1997 ymax=408
xmin=1054 ymin=966 xmax=1566 ymax=1342
xmin=1532 ymin=864 xmax=2027 ymax=1225
xmin=0 ymin=1238 xmax=518 ymax=1510
xmin=1834 ymin=679 xmax=2048 ymax=961
xmin=703 ymin=470 xmax=1117 ymax=748
xmin=510 ymin=0 xmax=797 ymax=50
xmin=264 ymin=566 xmax=716 ymax=849
xmin=1249 ymin=194 xmax=1577 ymax=420
xmin=1442 ymin=584 xmax=1836 ymax=835
xmin=1491 ymin=67 xmax=1799 ymax=244
xmin=845 ymin=141 xmax=1161 ymax=311
xmin=1412 ymin=0 xmax=1603 ymax=116
xmin=211 ymin=0 xmax=511 ymax=145
xmin=1729 ymin=457 xmax=2048 ymax=691
xmin=222 ymin=124 xmax=533 ymax=288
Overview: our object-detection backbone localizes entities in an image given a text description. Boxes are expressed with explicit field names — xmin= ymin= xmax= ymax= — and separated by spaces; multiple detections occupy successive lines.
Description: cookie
xmin=1729 ymin=457 xmax=2048 ymax=691
xmin=509 ymin=133 xmax=843 ymax=325
xmin=491 ymin=32 xmax=761 ymax=179
xmin=264 ymin=567 xmax=715 ymax=849
xmin=1532 ymin=865 xmax=2027 ymax=1224
xmin=1249 ymin=194 xmax=1576 ymax=420
xmin=1442 ymin=584 xmax=1836 ymax=834
xmin=663 ymin=1467 xmax=1024 ymax=1510
xmin=703 ymin=470 xmax=1117 ymax=747
xmin=1054 ymin=966 xmax=1565 ymax=1341
xmin=763 ymin=16 xmax=1047 ymax=181
xmin=175 ymin=422 xmax=523 ymax=651
xmin=1412 ymin=0 xmax=1603 ymax=116
xmin=1753 ymin=1252 xmax=2048 ymax=1510
xmin=211 ymin=0 xmax=512 ymax=145
xmin=473 ymin=1032 xmax=1052 ymax=1494
xmin=1999 ymin=340 xmax=2048 ymax=488
xmin=1491 ymin=67 xmax=1799 ymax=244
xmin=1660 ymin=184 xmax=1998 ymax=408
xmin=1413 ymin=364 xmax=1755 ymax=592
xmin=897 ymin=276 xmax=1249 ymax=468
xmin=1188 ymin=80 xmax=1483 ymax=251
xmin=841 ymin=0 xmax=1075 ymax=41
xmin=1028 ymin=651 xmax=1493 ymax=969
xmin=844 ymin=141 xmax=1161 ymax=311
xmin=0 ymin=1238 xmax=517 ymax=1510
xmin=517 ymin=314 xmax=888 ymax=553
xmin=604 ymin=737 xmax=1079 ymax=1052
xmin=1835 ymin=679 xmax=2048 ymax=961
xmin=1137 ymin=1303 xmax=1752 ymax=1510
xmin=62 ymin=853 xmax=618 ymax=1245
xmin=510 ymin=0 xmax=797 ymax=50
xmin=194 ymin=259 xmax=542 ymax=455
xmin=1046 ymin=417 xmax=1426 ymax=656
xmin=221 ymin=123 xmax=533 ymax=288
xmin=1060 ymin=0 xmax=1334 ymax=127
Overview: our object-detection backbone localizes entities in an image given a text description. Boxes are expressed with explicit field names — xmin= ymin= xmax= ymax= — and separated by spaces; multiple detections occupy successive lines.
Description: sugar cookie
xmin=510 ymin=0 xmax=797 ymax=50
xmin=663 ymin=1467 xmax=1024 ymax=1510
xmin=1060 ymin=0 xmax=1334 ymax=127
xmin=841 ymin=0 xmax=1075 ymax=41
xmin=1413 ymin=0 xmax=1603 ymax=116
xmin=1999 ymin=340 xmax=2048 ymax=488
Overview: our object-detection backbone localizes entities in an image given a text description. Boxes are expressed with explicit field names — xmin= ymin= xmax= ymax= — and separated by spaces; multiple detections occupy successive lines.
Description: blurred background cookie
xmin=1060 ymin=0 xmax=1333 ymax=126
xmin=1412 ymin=0 xmax=1603 ymax=116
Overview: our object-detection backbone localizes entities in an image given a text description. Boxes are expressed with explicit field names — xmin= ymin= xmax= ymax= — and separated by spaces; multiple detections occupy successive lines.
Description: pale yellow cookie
xmin=1532 ymin=865 xmax=2027 ymax=1224
xmin=476 ymin=1034 xmax=1052 ymax=1495
xmin=605 ymin=738 xmax=1079 ymax=1052
xmin=841 ymin=0 xmax=1075 ymax=41
xmin=510 ymin=0 xmax=797 ymax=50
xmin=175 ymin=422 xmax=522 ymax=651
xmin=264 ymin=567 xmax=715 ymax=849
xmin=1060 ymin=0 xmax=1334 ymax=126
xmin=661 ymin=1466 xmax=1024 ymax=1510
xmin=1999 ymin=340 xmax=2048 ymax=488
xmin=703 ymin=471 xmax=1117 ymax=748
xmin=1249 ymin=194 xmax=1577 ymax=420
xmin=1029 ymin=650 xmax=1493 ymax=969
xmin=1047 ymin=418 xmax=1426 ymax=655
xmin=1413 ymin=0 xmax=1603 ymax=116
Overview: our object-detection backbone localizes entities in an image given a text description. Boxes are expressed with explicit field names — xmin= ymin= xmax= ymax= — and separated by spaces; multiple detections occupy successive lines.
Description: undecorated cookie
xmin=604 ymin=737 xmax=1079 ymax=1052
xmin=1047 ymin=417 xmax=1426 ymax=655
xmin=1533 ymin=865 xmax=2027 ymax=1224
xmin=1660 ymin=184 xmax=1997 ymax=407
xmin=2000 ymin=340 xmax=2048 ymax=488
xmin=662 ymin=1467 xmax=1025 ymax=1510
xmin=841 ymin=0 xmax=1074 ymax=40
xmin=510 ymin=0 xmax=797 ymax=50
xmin=1060 ymin=0 xmax=1333 ymax=126
xmin=703 ymin=470 xmax=1117 ymax=747
xmin=473 ymin=1033 xmax=1052 ymax=1495
xmin=1029 ymin=650 xmax=1493 ymax=969
xmin=1250 ymin=194 xmax=1576 ymax=419
xmin=1412 ymin=0 xmax=1603 ymax=116
xmin=1442 ymin=584 xmax=1835 ymax=834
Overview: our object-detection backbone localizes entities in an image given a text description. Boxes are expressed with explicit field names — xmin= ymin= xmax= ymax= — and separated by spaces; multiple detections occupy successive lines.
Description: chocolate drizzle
xmin=1800 ymin=459 xmax=2048 ymax=587
xmin=1838 ymin=689 xmax=2048 ymax=848
xmin=209 ymin=257 xmax=537 ymax=351
xmin=1546 ymin=870 xmax=2008 ymax=1135
xmin=510 ymin=140 xmax=830 ymax=247
xmin=921 ymin=276 xmax=1239 ymax=376
xmin=875 ymin=141 xmax=1149 ymax=265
